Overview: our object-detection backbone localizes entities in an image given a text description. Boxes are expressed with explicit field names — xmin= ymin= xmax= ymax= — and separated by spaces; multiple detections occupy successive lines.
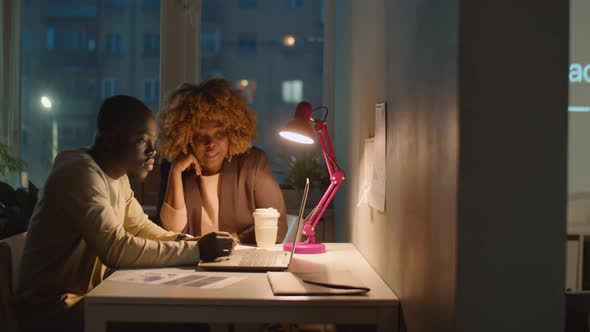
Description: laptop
xmin=198 ymin=179 xmax=310 ymax=272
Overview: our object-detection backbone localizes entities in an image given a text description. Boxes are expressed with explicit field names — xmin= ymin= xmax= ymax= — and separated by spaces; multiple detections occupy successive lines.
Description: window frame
xmin=142 ymin=78 xmax=159 ymax=102
xmin=238 ymin=33 xmax=257 ymax=57
xmin=103 ymin=32 xmax=123 ymax=55
xmin=143 ymin=31 xmax=160 ymax=58
xmin=14 ymin=0 xmax=334 ymax=203
xmin=161 ymin=0 xmax=333 ymax=118
xmin=238 ymin=0 xmax=258 ymax=10
xmin=284 ymin=0 xmax=303 ymax=11
xmin=45 ymin=26 xmax=55 ymax=49
xmin=281 ymin=80 xmax=304 ymax=104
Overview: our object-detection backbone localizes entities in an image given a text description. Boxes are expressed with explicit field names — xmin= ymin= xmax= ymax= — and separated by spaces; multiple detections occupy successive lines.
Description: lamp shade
xmin=279 ymin=101 xmax=315 ymax=144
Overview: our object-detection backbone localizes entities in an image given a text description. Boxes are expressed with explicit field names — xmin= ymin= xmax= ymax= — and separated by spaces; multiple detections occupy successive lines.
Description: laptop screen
xmin=287 ymin=178 xmax=310 ymax=263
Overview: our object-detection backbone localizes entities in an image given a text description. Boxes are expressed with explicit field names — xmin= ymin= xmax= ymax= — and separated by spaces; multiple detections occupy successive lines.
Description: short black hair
xmin=97 ymin=95 xmax=152 ymax=135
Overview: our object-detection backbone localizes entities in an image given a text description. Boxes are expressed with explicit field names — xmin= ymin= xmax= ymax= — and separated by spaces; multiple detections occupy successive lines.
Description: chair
xmin=568 ymin=193 xmax=590 ymax=233
xmin=567 ymin=291 xmax=590 ymax=332
xmin=0 ymin=232 xmax=26 ymax=332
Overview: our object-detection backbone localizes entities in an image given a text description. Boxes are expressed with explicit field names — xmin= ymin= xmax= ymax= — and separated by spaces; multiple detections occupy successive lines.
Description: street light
xmin=40 ymin=96 xmax=52 ymax=110
xmin=283 ymin=35 xmax=296 ymax=47
xmin=40 ymin=96 xmax=58 ymax=161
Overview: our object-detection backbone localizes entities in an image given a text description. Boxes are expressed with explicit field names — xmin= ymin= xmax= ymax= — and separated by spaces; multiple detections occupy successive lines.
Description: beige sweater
xmin=199 ymin=174 xmax=221 ymax=235
xmin=161 ymin=174 xmax=222 ymax=236
xmin=15 ymin=149 xmax=199 ymax=328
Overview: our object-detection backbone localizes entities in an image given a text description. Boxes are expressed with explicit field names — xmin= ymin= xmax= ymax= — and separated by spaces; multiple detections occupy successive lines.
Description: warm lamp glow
xmin=239 ymin=80 xmax=249 ymax=87
xmin=279 ymin=131 xmax=314 ymax=144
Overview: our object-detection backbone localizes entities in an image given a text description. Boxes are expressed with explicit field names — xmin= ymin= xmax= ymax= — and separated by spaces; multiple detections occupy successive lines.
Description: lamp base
xmin=283 ymin=241 xmax=326 ymax=254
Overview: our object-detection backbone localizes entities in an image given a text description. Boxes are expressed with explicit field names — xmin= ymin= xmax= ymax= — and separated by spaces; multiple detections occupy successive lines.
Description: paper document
xmin=267 ymin=270 xmax=370 ymax=295
xmin=357 ymin=139 xmax=374 ymax=207
xmin=368 ymin=103 xmax=386 ymax=212
xmin=109 ymin=270 xmax=245 ymax=289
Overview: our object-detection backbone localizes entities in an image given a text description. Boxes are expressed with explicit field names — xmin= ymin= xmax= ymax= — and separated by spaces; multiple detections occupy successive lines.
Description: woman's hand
xmin=172 ymin=153 xmax=202 ymax=176
xmin=231 ymin=232 xmax=241 ymax=244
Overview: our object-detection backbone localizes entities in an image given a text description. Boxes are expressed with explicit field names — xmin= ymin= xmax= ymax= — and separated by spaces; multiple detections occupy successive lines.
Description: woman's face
xmin=191 ymin=120 xmax=229 ymax=175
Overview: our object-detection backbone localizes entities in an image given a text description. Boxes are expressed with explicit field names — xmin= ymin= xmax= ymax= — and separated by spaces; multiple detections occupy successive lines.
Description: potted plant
xmin=0 ymin=143 xmax=37 ymax=239
xmin=272 ymin=149 xmax=329 ymax=210
xmin=0 ymin=143 xmax=26 ymax=179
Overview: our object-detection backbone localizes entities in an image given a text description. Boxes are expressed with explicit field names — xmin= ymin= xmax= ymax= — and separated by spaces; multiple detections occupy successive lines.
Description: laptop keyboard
xmin=239 ymin=251 xmax=286 ymax=267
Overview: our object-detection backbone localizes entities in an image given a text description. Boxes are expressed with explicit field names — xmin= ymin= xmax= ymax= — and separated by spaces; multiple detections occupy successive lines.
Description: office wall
xmin=569 ymin=112 xmax=590 ymax=193
xmin=569 ymin=0 xmax=590 ymax=193
xmin=333 ymin=0 xmax=567 ymax=331
xmin=456 ymin=1 xmax=567 ymax=332
xmin=333 ymin=0 xmax=459 ymax=331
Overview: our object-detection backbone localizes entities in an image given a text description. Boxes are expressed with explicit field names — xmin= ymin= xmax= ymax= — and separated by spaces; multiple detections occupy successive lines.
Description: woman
xmin=157 ymin=79 xmax=287 ymax=244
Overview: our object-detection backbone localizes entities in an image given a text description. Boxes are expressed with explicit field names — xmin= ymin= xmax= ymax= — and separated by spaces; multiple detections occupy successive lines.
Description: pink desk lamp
xmin=279 ymin=101 xmax=345 ymax=254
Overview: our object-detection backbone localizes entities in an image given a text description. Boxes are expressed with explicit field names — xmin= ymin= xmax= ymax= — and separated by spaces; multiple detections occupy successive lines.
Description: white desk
xmin=85 ymin=243 xmax=399 ymax=332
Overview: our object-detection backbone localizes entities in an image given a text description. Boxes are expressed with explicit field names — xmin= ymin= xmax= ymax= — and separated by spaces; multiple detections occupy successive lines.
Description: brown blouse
xmin=158 ymin=147 xmax=287 ymax=244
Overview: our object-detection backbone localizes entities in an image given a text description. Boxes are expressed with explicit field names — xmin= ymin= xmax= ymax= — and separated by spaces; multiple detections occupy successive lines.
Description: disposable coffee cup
xmin=253 ymin=208 xmax=280 ymax=249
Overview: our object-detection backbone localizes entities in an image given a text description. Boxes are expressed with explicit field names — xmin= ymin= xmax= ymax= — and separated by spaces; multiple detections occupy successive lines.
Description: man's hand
xmin=197 ymin=231 xmax=235 ymax=262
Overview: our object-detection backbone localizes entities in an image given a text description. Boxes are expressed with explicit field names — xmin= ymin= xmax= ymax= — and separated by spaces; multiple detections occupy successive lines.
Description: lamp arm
xmin=312 ymin=106 xmax=329 ymax=122
xmin=313 ymin=120 xmax=340 ymax=175
xmin=302 ymin=176 xmax=344 ymax=238
xmin=301 ymin=120 xmax=345 ymax=241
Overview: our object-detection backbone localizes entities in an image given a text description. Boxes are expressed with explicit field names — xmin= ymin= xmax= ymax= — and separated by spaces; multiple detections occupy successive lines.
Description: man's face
xmin=115 ymin=115 xmax=158 ymax=181
xmin=190 ymin=120 xmax=229 ymax=175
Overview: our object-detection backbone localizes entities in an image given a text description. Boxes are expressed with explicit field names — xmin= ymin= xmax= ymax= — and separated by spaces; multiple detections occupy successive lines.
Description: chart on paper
xmin=108 ymin=270 xmax=245 ymax=289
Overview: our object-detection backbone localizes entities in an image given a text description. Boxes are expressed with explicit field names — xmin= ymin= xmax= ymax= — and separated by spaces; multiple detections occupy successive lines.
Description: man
xmin=15 ymin=96 xmax=234 ymax=332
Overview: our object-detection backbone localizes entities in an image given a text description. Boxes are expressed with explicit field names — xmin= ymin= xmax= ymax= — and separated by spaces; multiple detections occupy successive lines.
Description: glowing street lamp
xmin=40 ymin=96 xmax=52 ymax=110
xmin=40 ymin=96 xmax=58 ymax=160
xmin=283 ymin=35 xmax=296 ymax=47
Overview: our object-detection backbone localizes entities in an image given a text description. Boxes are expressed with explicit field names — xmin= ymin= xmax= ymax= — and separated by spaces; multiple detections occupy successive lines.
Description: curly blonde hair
xmin=157 ymin=79 xmax=257 ymax=162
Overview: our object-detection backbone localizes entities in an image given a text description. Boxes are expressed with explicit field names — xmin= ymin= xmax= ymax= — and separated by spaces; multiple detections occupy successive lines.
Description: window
xmin=22 ymin=130 xmax=28 ymax=155
xmin=284 ymin=0 xmax=303 ymax=10
xmin=72 ymin=31 xmax=81 ymax=48
xmin=114 ymin=34 xmax=122 ymax=54
xmin=104 ymin=0 xmax=125 ymax=10
xmin=143 ymin=32 xmax=159 ymax=57
xmin=60 ymin=124 xmax=89 ymax=150
xmin=142 ymin=79 xmax=159 ymax=103
xmin=60 ymin=126 xmax=75 ymax=143
xmin=282 ymin=80 xmax=303 ymax=103
xmin=46 ymin=27 xmax=55 ymax=49
xmin=143 ymin=0 xmax=160 ymax=11
xmin=88 ymin=39 xmax=96 ymax=51
xmin=202 ymin=27 xmax=221 ymax=57
xmin=69 ymin=77 xmax=98 ymax=98
xmin=238 ymin=34 xmax=257 ymax=56
xmin=201 ymin=1 xmax=324 ymax=201
xmin=63 ymin=30 xmax=87 ymax=49
xmin=104 ymin=33 xmax=122 ymax=55
xmin=238 ymin=0 xmax=258 ymax=9
xmin=23 ymin=31 xmax=31 ymax=54
xmin=205 ymin=69 xmax=224 ymax=78
xmin=102 ymin=79 xmax=121 ymax=98
xmin=19 ymin=0 xmax=326 ymax=200
xmin=236 ymin=80 xmax=257 ymax=104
